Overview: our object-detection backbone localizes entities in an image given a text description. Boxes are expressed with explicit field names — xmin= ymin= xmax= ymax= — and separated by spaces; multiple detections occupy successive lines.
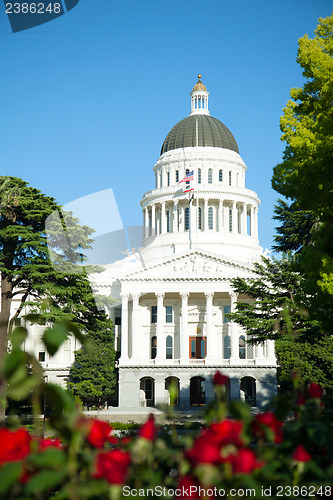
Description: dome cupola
xmin=160 ymin=76 xmax=239 ymax=155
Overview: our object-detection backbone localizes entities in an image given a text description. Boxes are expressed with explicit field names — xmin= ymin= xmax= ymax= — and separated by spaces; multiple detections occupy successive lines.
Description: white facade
xmin=94 ymin=77 xmax=277 ymax=410
xmin=21 ymin=77 xmax=277 ymax=410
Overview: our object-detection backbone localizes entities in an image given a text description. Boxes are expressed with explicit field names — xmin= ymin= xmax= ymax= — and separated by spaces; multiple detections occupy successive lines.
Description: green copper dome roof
xmin=161 ymin=114 xmax=239 ymax=155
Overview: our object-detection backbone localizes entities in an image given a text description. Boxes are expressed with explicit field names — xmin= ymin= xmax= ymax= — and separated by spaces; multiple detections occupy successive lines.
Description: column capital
xmin=131 ymin=292 xmax=141 ymax=301
xmin=204 ymin=291 xmax=214 ymax=299
xmin=120 ymin=292 xmax=129 ymax=300
xmin=155 ymin=292 xmax=165 ymax=300
xmin=229 ymin=291 xmax=238 ymax=301
xmin=180 ymin=292 xmax=189 ymax=300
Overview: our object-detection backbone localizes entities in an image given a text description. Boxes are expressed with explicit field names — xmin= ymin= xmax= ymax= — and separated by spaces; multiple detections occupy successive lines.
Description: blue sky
xmin=0 ymin=0 xmax=332 ymax=253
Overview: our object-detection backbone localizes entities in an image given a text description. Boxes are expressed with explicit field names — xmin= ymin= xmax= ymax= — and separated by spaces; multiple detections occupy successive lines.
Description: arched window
xmin=236 ymin=173 xmax=239 ymax=187
xmin=155 ymin=173 xmax=158 ymax=188
xmin=190 ymin=377 xmax=205 ymax=406
xmin=208 ymin=207 xmax=214 ymax=230
xmin=219 ymin=169 xmax=223 ymax=182
xmin=151 ymin=336 xmax=157 ymax=359
xmin=208 ymin=168 xmax=213 ymax=184
xmin=160 ymin=173 xmax=162 ymax=187
xmin=140 ymin=377 xmax=155 ymax=407
xmin=239 ymin=335 xmax=246 ymax=359
xmin=167 ymin=172 xmax=170 ymax=186
xmin=229 ymin=208 xmax=232 ymax=232
xmin=238 ymin=208 xmax=241 ymax=234
xmin=185 ymin=207 xmax=189 ymax=231
xmin=223 ymin=335 xmax=231 ymax=359
xmin=240 ymin=377 xmax=256 ymax=407
xmin=198 ymin=168 xmax=202 ymax=184
xmin=198 ymin=207 xmax=202 ymax=230
xmin=166 ymin=335 xmax=173 ymax=359
xmin=166 ymin=210 xmax=170 ymax=233
xmin=165 ymin=377 xmax=179 ymax=406
xmin=229 ymin=171 xmax=232 ymax=186
xmin=175 ymin=170 xmax=179 ymax=183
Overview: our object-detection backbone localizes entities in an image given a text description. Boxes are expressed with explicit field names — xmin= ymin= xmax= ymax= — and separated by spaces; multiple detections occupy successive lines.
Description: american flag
xmin=179 ymin=170 xmax=194 ymax=183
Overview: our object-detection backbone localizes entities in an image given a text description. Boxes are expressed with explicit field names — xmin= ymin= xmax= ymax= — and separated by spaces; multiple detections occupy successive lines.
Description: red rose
xmin=87 ymin=419 xmax=116 ymax=447
xmin=177 ymin=476 xmax=201 ymax=499
xmin=138 ymin=414 xmax=156 ymax=441
xmin=252 ymin=412 xmax=283 ymax=444
xmin=39 ymin=438 xmax=63 ymax=449
xmin=296 ymin=393 xmax=306 ymax=406
xmin=292 ymin=445 xmax=312 ymax=463
xmin=307 ymin=383 xmax=323 ymax=399
xmin=185 ymin=436 xmax=222 ymax=465
xmin=213 ymin=371 xmax=230 ymax=386
xmin=95 ymin=449 xmax=130 ymax=484
xmin=231 ymin=448 xmax=264 ymax=474
xmin=207 ymin=420 xmax=244 ymax=447
xmin=0 ymin=428 xmax=31 ymax=465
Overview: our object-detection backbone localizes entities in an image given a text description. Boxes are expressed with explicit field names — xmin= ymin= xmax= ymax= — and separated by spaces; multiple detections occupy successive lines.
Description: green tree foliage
xmin=271 ymin=15 xmax=333 ymax=324
xmin=272 ymin=15 xmax=333 ymax=216
xmin=230 ymin=257 xmax=333 ymax=396
xmin=68 ymin=326 xmax=117 ymax=408
xmin=0 ymin=176 xmax=116 ymax=417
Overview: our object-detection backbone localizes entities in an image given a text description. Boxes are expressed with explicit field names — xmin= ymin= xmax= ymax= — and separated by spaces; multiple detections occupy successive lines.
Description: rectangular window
xmin=223 ymin=305 xmax=231 ymax=323
xmin=38 ymin=351 xmax=46 ymax=362
xmin=198 ymin=168 xmax=201 ymax=184
xmin=151 ymin=305 xmax=157 ymax=323
xmin=185 ymin=207 xmax=190 ymax=231
xmin=176 ymin=170 xmax=179 ymax=182
xmin=165 ymin=305 xmax=173 ymax=323
xmin=166 ymin=210 xmax=170 ymax=233
xmin=189 ymin=337 xmax=207 ymax=359
xmin=208 ymin=169 xmax=213 ymax=184
xmin=229 ymin=171 xmax=232 ymax=186
xmin=167 ymin=172 xmax=170 ymax=186
xmin=14 ymin=318 xmax=21 ymax=326
xmin=208 ymin=207 xmax=214 ymax=230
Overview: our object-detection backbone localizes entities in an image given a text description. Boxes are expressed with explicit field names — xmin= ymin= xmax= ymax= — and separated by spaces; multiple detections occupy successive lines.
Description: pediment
xmin=121 ymin=250 xmax=252 ymax=282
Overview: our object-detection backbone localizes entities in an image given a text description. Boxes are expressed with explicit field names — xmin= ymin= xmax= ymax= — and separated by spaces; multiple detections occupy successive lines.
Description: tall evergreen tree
xmin=0 ymin=176 xmax=116 ymax=419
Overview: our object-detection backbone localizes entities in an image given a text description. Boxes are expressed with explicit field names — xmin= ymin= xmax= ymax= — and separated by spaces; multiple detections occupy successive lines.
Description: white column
xmin=254 ymin=207 xmax=258 ymax=238
xmin=242 ymin=203 xmax=247 ymax=235
xmin=224 ymin=204 xmax=230 ymax=232
xmin=219 ymin=199 xmax=224 ymax=232
xmin=155 ymin=292 xmax=165 ymax=361
xmin=131 ymin=293 xmax=140 ymax=360
xmin=204 ymin=199 xmax=208 ymax=231
xmin=250 ymin=206 xmax=255 ymax=236
xmin=205 ymin=292 xmax=215 ymax=362
xmin=173 ymin=201 xmax=178 ymax=233
xmin=180 ymin=292 xmax=189 ymax=361
xmin=191 ymin=198 xmax=196 ymax=235
xmin=256 ymin=342 xmax=265 ymax=362
xmin=161 ymin=202 xmax=166 ymax=234
xmin=151 ymin=204 xmax=156 ymax=236
xmin=229 ymin=292 xmax=239 ymax=363
xmin=144 ymin=208 xmax=148 ymax=238
xmin=120 ymin=292 xmax=129 ymax=361
xmin=232 ymin=201 xmax=237 ymax=233
xmin=266 ymin=339 xmax=276 ymax=361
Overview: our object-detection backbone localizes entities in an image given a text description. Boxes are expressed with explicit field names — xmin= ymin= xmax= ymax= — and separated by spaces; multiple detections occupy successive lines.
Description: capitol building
xmin=25 ymin=76 xmax=277 ymax=411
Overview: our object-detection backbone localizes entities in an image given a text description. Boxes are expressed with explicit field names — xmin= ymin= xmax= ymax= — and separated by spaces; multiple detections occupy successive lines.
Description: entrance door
xmin=190 ymin=377 xmax=205 ymax=406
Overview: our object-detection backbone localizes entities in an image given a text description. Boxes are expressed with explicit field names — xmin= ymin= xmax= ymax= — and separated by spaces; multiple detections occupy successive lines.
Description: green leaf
xmin=28 ymin=447 xmax=66 ymax=469
xmin=44 ymin=384 xmax=76 ymax=415
xmin=10 ymin=326 xmax=28 ymax=350
xmin=3 ymin=351 xmax=27 ymax=379
xmin=24 ymin=469 xmax=67 ymax=495
xmin=0 ymin=462 xmax=22 ymax=494
xmin=7 ymin=375 xmax=41 ymax=400
xmin=43 ymin=323 xmax=68 ymax=356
